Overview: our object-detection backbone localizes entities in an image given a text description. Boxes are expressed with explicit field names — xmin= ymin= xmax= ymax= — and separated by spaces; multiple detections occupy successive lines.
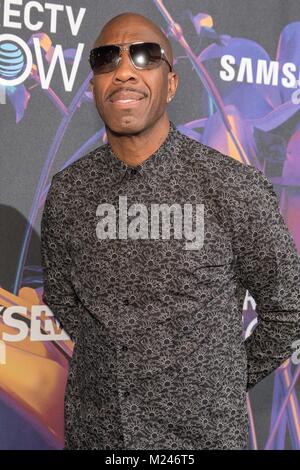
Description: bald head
xmin=89 ymin=11 xmax=179 ymax=140
xmin=92 ymin=12 xmax=174 ymax=71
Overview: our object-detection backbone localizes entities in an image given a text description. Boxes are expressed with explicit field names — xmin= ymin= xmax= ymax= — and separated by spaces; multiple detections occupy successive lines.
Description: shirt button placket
xmin=117 ymin=165 xmax=139 ymax=447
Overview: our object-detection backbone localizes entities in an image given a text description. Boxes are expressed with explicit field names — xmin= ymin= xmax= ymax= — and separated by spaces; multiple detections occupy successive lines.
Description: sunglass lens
xmin=90 ymin=45 xmax=119 ymax=73
xmin=130 ymin=42 xmax=162 ymax=69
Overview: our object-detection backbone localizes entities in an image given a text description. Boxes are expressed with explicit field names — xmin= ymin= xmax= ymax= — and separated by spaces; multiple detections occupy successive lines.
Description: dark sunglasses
xmin=89 ymin=41 xmax=173 ymax=74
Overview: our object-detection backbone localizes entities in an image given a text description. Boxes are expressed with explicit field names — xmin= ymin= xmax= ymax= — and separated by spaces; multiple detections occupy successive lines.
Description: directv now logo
xmin=0 ymin=0 xmax=87 ymax=103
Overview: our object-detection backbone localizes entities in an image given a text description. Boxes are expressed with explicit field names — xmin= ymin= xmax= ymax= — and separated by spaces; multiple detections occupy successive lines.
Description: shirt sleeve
xmin=232 ymin=167 xmax=300 ymax=391
xmin=40 ymin=174 xmax=80 ymax=344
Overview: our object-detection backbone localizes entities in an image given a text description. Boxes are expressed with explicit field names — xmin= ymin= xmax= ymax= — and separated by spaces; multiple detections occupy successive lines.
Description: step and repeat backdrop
xmin=1 ymin=0 xmax=300 ymax=450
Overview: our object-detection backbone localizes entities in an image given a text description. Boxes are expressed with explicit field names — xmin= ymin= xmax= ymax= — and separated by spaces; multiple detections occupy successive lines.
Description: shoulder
xmin=51 ymin=144 xmax=107 ymax=188
xmin=178 ymin=132 xmax=275 ymax=199
xmin=176 ymin=132 xmax=280 ymax=230
xmin=44 ymin=144 xmax=107 ymax=214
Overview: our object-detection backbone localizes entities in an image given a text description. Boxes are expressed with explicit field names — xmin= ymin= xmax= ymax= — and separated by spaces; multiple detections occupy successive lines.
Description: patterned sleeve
xmin=232 ymin=167 xmax=300 ymax=391
xmin=40 ymin=174 xmax=79 ymax=344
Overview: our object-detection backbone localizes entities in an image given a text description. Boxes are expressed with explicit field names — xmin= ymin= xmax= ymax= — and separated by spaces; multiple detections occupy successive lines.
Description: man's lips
xmin=109 ymin=96 xmax=147 ymax=107
xmin=109 ymin=91 xmax=146 ymax=103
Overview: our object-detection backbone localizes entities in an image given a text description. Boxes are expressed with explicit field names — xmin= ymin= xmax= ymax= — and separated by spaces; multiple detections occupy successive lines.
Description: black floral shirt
xmin=41 ymin=120 xmax=300 ymax=450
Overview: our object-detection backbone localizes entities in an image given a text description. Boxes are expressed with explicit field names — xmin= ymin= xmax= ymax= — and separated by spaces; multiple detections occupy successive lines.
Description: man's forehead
xmin=94 ymin=34 xmax=163 ymax=48
xmin=94 ymin=23 xmax=163 ymax=48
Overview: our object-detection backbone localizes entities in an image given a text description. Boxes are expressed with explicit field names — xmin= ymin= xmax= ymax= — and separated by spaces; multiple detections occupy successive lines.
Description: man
xmin=41 ymin=12 xmax=300 ymax=450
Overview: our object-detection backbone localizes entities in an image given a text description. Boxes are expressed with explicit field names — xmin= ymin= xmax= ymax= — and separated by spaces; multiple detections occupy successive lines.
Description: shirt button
xmin=121 ymin=345 xmax=128 ymax=351
xmin=130 ymin=168 xmax=138 ymax=175
xmin=124 ymin=298 xmax=129 ymax=305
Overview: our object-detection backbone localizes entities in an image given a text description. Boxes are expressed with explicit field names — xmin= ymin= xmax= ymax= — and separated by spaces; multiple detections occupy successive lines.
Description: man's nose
xmin=114 ymin=49 xmax=138 ymax=76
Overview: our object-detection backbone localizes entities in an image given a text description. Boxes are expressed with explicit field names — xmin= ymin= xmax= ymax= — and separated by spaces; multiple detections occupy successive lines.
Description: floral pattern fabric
xmin=41 ymin=120 xmax=300 ymax=450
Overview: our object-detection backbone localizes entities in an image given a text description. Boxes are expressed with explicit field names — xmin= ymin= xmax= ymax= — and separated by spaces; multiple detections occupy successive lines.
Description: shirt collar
xmin=104 ymin=120 xmax=182 ymax=176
